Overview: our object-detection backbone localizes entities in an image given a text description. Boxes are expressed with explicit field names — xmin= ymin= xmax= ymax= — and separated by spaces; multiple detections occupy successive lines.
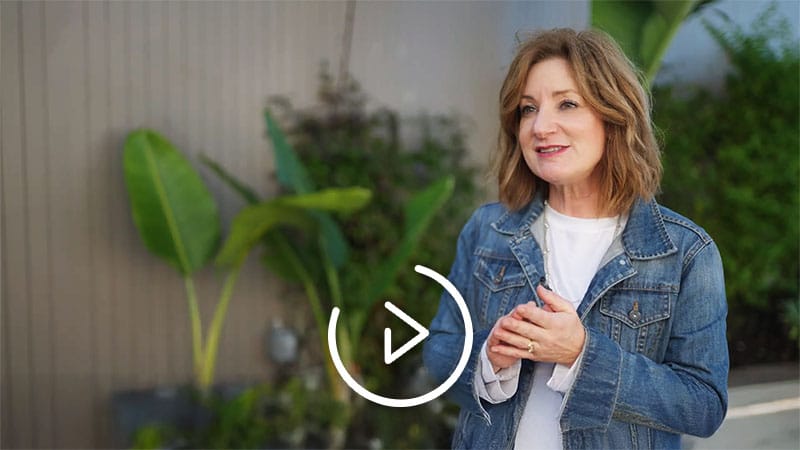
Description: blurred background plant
xmin=123 ymin=64 xmax=477 ymax=447
xmin=591 ymin=0 xmax=716 ymax=84
xmin=121 ymin=129 xmax=370 ymax=448
xmin=123 ymin=130 xmax=369 ymax=396
xmin=654 ymin=4 xmax=799 ymax=364
xmin=263 ymin=66 xmax=482 ymax=448
xmin=130 ymin=377 xmax=343 ymax=449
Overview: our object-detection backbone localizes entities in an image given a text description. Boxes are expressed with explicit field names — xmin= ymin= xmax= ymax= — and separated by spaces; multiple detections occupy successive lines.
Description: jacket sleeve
xmin=422 ymin=208 xmax=494 ymax=421
xmin=560 ymin=241 xmax=729 ymax=437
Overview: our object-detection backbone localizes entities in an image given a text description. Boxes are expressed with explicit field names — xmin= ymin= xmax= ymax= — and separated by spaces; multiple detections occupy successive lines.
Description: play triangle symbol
xmin=383 ymin=301 xmax=430 ymax=365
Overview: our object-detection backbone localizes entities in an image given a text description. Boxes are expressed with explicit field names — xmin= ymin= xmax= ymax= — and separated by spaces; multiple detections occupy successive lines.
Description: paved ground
xmin=682 ymin=364 xmax=799 ymax=450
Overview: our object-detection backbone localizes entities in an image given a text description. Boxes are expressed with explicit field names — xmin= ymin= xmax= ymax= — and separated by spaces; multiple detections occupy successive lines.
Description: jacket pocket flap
xmin=599 ymin=291 xmax=671 ymax=328
xmin=473 ymin=256 xmax=526 ymax=292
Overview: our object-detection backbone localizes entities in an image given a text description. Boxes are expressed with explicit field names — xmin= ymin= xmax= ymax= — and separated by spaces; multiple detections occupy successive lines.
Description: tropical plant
xmin=205 ymin=105 xmax=456 ymax=448
xmin=591 ymin=0 xmax=715 ymax=83
xmin=654 ymin=5 xmax=799 ymax=363
xmin=122 ymin=129 xmax=371 ymax=395
xmin=272 ymin=69 xmax=483 ymax=448
xmin=130 ymin=386 xmax=271 ymax=450
xmin=263 ymin=69 xmax=480 ymax=448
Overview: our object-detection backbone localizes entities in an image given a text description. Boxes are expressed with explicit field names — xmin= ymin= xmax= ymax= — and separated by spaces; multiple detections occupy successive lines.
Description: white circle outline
xmin=327 ymin=264 xmax=473 ymax=408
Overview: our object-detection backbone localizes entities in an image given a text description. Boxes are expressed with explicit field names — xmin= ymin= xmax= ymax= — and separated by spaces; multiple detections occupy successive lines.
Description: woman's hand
xmin=487 ymin=285 xmax=586 ymax=369
xmin=486 ymin=310 xmax=526 ymax=372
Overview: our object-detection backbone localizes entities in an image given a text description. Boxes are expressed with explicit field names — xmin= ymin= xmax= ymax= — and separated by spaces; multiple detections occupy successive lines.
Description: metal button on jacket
xmin=629 ymin=301 xmax=642 ymax=322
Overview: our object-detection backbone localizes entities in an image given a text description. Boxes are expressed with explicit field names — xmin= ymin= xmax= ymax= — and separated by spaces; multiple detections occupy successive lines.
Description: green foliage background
xmin=270 ymin=68 xmax=481 ymax=448
xmin=655 ymin=6 xmax=799 ymax=365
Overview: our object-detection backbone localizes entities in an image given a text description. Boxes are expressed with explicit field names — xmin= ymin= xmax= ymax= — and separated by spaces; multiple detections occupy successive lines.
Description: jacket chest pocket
xmin=473 ymin=255 xmax=528 ymax=329
xmin=599 ymin=289 xmax=672 ymax=359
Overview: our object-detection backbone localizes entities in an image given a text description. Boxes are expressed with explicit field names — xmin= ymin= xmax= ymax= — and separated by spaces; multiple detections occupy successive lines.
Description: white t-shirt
xmin=476 ymin=204 xmax=623 ymax=449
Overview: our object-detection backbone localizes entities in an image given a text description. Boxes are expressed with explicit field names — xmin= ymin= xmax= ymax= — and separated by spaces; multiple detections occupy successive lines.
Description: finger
xmin=497 ymin=314 xmax=539 ymax=339
xmin=536 ymin=284 xmax=575 ymax=313
xmin=510 ymin=301 xmax=536 ymax=320
xmin=492 ymin=327 xmax=534 ymax=350
xmin=513 ymin=303 xmax=551 ymax=327
xmin=491 ymin=343 xmax=536 ymax=361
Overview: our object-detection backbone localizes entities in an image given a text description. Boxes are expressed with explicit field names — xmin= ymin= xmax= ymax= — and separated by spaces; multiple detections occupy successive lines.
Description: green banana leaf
xmin=216 ymin=188 xmax=372 ymax=268
xmin=197 ymin=152 xmax=336 ymax=286
xmin=199 ymin=154 xmax=261 ymax=205
xmin=592 ymin=0 xmax=700 ymax=83
xmin=260 ymin=232 xmax=310 ymax=283
xmin=123 ymin=129 xmax=220 ymax=275
xmin=275 ymin=188 xmax=372 ymax=214
xmin=265 ymin=110 xmax=314 ymax=194
xmin=265 ymin=109 xmax=351 ymax=268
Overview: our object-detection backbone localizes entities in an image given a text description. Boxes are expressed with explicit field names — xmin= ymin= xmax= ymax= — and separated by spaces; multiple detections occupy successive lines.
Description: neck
xmin=546 ymin=184 xmax=605 ymax=218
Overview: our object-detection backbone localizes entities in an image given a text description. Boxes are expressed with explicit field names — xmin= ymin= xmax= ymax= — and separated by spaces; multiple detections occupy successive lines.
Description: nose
xmin=532 ymin=108 xmax=557 ymax=139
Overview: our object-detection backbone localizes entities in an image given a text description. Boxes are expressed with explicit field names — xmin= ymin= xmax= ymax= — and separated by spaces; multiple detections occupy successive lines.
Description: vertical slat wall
xmin=1 ymin=1 xmax=590 ymax=448
xmin=1 ymin=1 xmax=347 ymax=447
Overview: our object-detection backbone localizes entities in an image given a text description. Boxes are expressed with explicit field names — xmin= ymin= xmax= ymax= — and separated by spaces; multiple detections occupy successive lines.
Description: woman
xmin=422 ymin=28 xmax=728 ymax=450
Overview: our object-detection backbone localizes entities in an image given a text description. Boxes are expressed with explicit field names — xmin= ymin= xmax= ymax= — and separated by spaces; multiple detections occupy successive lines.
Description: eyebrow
xmin=520 ymin=89 xmax=579 ymax=101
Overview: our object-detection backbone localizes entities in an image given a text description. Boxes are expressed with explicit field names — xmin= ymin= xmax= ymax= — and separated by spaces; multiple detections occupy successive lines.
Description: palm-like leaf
xmin=199 ymin=154 xmax=261 ymax=205
xmin=592 ymin=0 xmax=700 ymax=83
xmin=216 ymin=188 xmax=372 ymax=268
xmin=265 ymin=109 xmax=350 ymax=267
xmin=123 ymin=129 xmax=220 ymax=275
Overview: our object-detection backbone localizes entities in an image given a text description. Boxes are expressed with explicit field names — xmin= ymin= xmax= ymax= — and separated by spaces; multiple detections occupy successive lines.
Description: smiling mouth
xmin=536 ymin=145 xmax=568 ymax=154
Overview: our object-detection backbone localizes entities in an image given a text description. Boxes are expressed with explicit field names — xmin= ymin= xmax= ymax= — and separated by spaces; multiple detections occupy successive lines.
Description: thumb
xmin=536 ymin=284 xmax=574 ymax=313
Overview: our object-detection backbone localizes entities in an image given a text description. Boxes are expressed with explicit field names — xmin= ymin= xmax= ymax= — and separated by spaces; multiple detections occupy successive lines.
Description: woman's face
xmin=518 ymin=57 xmax=606 ymax=193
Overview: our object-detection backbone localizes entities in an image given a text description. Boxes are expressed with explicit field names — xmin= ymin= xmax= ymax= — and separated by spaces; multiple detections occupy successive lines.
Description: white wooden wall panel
xmin=1 ymin=1 xmax=591 ymax=447
xmin=2 ymin=2 xmax=35 ymax=447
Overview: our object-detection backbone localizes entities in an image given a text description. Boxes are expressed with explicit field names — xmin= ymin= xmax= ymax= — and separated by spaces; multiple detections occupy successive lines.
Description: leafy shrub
xmin=270 ymin=66 xmax=481 ymax=448
xmin=130 ymin=380 xmax=343 ymax=449
xmin=654 ymin=5 xmax=799 ymax=365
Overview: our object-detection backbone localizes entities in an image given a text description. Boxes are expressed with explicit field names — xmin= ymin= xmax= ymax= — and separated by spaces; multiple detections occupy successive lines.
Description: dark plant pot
xmin=111 ymin=383 xmax=249 ymax=448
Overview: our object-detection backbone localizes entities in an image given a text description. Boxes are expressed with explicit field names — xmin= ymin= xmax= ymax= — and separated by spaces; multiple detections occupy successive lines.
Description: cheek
xmin=577 ymin=117 xmax=606 ymax=157
xmin=517 ymin=119 xmax=533 ymax=146
xmin=521 ymin=149 xmax=538 ymax=173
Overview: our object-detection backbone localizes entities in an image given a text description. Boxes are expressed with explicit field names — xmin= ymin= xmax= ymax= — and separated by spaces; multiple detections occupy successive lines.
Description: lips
xmin=535 ymin=145 xmax=568 ymax=155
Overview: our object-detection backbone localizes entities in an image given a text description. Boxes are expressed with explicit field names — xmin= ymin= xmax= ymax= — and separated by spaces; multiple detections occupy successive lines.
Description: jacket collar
xmin=490 ymin=192 xmax=677 ymax=260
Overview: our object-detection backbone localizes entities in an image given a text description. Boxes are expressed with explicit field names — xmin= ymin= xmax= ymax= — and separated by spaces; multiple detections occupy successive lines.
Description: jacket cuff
xmin=560 ymin=327 xmax=622 ymax=431
xmin=476 ymin=341 xmax=520 ymax=403
xmin=547 ymin=347 xmax=584 ymax=393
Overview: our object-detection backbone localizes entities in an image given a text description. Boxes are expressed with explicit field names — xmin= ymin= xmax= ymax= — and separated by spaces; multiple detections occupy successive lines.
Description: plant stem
xmin=184 ymin=276 xmax=204 ymax=386
xmin=270 ymin=236 xmax=348 ymax=408
xmin=199 ymin=268 xmax=241 ymax=393
xmin=323 ymin=253 xmax=344 ymax=310
xmin=320 ymin=239 xmax=354 ymax=367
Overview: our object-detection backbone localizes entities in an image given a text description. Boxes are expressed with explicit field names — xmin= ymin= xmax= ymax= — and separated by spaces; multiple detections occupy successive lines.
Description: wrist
xmin=566 ymin=325 xmax=587 ymax=366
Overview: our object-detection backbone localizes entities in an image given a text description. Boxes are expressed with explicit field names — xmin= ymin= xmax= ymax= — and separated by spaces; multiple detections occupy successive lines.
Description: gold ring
xmin=527 ymin=340 xmax=534 ymax=354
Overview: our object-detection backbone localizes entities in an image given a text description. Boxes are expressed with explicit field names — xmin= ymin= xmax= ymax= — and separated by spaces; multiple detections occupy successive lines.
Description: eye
xmin=560 ymin=100 xmax=578 ymax=110
xmin=520 ymin=104 xmax=537 ymax=116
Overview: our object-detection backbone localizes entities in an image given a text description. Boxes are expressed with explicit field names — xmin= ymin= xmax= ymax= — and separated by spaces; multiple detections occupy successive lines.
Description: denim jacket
xmin=422 ymin=195 xmax=728 ymax=449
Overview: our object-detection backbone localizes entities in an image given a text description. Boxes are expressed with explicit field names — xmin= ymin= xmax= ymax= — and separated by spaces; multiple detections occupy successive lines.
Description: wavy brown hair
xmin=492 ymin=28 xmax=662 ymax=214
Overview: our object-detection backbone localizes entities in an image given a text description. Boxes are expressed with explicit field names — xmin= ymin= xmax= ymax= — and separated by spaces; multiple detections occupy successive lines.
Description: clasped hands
xmin=487 ymin=284 xmax=586 ymax=373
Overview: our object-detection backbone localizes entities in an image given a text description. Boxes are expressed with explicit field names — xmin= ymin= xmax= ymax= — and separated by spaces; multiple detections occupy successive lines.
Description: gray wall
xmin=0 ymin=1 xmax=588 ymax=447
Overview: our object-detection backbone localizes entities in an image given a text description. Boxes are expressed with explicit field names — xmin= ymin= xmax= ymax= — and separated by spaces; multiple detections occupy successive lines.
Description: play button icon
xmin=327 ymin=265 xmax=473 ymax=408
xmin=383 ymin=301 xmax=429 ymax=364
